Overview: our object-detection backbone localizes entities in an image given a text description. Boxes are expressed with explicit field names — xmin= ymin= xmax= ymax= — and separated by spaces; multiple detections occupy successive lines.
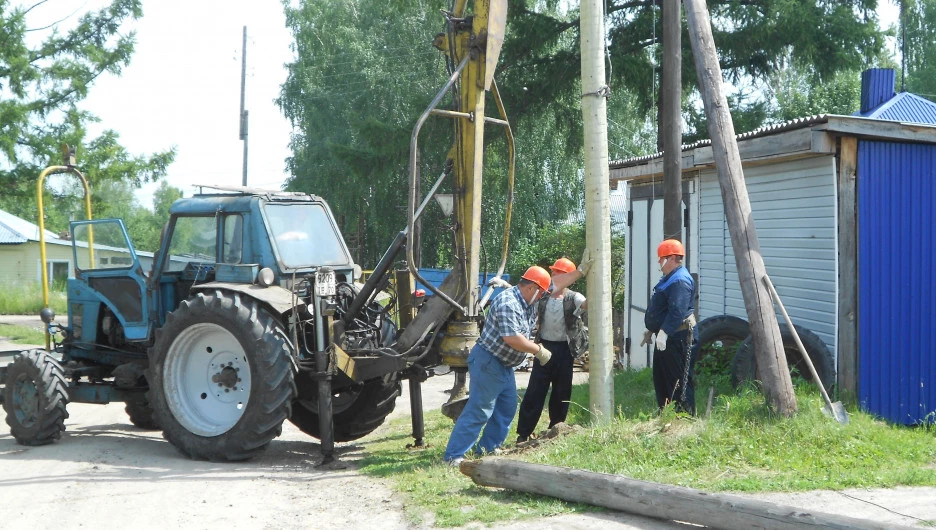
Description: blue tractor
xmin=3 ymin=186 xmax=413 ymax=461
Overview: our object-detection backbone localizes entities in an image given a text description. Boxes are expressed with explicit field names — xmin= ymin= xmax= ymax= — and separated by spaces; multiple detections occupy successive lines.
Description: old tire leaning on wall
xmin=289 ymin=373 xmax=401 ymax=442
xmin=695 ymin=315 xmax=750 ymax=376
xmin=2 ymin=350 xmax=69 ymax=446
xmin=731 ymin=323 xmax=834 ymax=391
xmin=147 ymin=290 xmax=297 ymax=461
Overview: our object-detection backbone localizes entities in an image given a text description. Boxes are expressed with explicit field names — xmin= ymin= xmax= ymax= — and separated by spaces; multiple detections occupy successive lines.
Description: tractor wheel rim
xmin=163 ymin=323 xmax=252 ymax=436
xmin=12 ymin=374 xmax=39 ymax=427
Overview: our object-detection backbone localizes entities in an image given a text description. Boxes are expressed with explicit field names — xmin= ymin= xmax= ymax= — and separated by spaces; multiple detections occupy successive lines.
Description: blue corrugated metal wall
xmin=858 ymin=140 xmax=936 ymax=424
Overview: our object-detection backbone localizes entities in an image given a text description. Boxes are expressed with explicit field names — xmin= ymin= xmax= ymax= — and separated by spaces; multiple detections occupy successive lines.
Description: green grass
xmin=358 ymin=369 xmax=936 ymax=528
xmin=0 ymin=282 xmax=67 ymax=315
xmin=0 ymin=323 xmax=48 ymax=345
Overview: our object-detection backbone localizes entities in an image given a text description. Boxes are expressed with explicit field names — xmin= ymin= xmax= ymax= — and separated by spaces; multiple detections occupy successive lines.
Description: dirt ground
xmin=1 ymin=315 xmax=934 ymax=529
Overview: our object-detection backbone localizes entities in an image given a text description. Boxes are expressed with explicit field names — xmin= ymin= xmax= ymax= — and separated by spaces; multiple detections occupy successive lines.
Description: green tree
xmin=509 ymin=221 xmax=627 ymax=309
xmin=899 ymin=0 xmax=936 ymax=100
xmin=499 ymin=0 xmax=888 ymax=144
xmin=0 ymin=0 xmax=174 ymax=235
xmin=279 ymin=0 xmax=450 ymax=268
xmin=280 ymin=0 xmax=617 ymax=270
xmin=765 ymin=65 xmax=865 ymax=122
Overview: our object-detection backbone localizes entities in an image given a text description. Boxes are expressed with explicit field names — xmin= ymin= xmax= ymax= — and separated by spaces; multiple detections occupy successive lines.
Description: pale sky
xmin=39 ymin=1 xmax=296 ymax=209
xmin=28 ymin=1 xmax=901 ymax=210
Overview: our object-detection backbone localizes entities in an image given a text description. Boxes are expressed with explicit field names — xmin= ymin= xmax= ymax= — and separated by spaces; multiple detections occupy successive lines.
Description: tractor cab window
xmin=163 ymin=216 xmax=217 ymax=272
xmin=72 ymin=219 xmax=137 ymax=271
xmin=222 ymin=214 xmax=244 ymax=264
xmin=264 ymin=203 xmax=350 ymax=269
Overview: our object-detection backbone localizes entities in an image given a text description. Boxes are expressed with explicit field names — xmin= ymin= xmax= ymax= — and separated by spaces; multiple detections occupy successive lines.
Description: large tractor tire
xmin=289 ymin=372 xmax=401 ymax=442
xmin=147 ymin=290 xmax=297 ymax=461
xmin=731 ymin=323 xmax=834 ymax=391
xmin=695 ymin=315 xmax=749 ymax=376
xmin=2 ymin=350 xmax=69 ymax=446
xmin=124 ymin=397 xmax=160 ymax=430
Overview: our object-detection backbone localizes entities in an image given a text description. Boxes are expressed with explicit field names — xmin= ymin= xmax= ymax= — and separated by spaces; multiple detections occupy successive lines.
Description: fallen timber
xmin=460 ymin=458 xmax=910 ymax=530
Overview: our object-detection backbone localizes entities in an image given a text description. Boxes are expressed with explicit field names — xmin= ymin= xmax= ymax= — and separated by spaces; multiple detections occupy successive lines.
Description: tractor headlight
xmin=257 ymin=267 xmax=275 ymax=287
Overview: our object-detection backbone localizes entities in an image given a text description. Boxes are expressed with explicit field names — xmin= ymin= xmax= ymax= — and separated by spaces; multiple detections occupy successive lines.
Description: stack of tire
xmin=695 ymin=315 xmax=835 ymax=391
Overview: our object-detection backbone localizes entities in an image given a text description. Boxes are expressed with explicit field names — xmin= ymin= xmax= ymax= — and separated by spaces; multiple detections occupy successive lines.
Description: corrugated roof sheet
xmin=0 ymin=208 xmax=60 ymax=244
xmin=609 ymin=115 xmax=831 ymax=168
xmin=0 ymin=224 xmax=28 ymax=244
xmin=857 ymin=91 xmax=936 ymax=125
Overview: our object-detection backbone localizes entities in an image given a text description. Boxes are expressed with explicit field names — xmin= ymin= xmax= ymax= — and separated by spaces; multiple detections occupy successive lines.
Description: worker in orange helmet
xmin=516 ymin=252 xmax=592 ymax=443
xmin=443 ymin=265 xmax=551 ymax=466
xmin=643 ymin=239 xmax=699 ymax=415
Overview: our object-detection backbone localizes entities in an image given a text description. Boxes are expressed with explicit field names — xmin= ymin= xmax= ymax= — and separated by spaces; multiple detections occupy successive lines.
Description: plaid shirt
xmin=478 ymin=286 xmax=538 ymax=367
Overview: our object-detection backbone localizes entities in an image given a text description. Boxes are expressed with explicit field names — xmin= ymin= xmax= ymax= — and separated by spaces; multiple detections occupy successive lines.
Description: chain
xmin=679 ymin=321 xmax=695 ymax=402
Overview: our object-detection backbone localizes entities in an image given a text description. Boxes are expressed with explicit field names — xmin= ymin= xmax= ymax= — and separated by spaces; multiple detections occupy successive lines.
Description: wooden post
xmin=580 ymin=0 xmax=614 ymax=422
xmin=682 ymin=0 xmax=795 ymax=414
xmin=836 ymin=136 xmax=859 ymax=397
xmin=461 ymin=458 xmax=910 ymax=530
xmin=662 ymin=0 xmax=683 ymax=242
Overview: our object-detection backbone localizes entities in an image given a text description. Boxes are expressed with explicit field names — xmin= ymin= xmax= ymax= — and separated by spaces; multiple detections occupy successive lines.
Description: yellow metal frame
xmin=36 ymin=162 xmax=93 ymax=350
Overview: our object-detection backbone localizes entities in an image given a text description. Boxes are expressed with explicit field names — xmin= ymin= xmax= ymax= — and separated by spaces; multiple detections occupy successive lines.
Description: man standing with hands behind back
xmin=443 ymin=265 xmax=553 ymax=467
xmin=643 ymin=239 xmax=699 ymax=415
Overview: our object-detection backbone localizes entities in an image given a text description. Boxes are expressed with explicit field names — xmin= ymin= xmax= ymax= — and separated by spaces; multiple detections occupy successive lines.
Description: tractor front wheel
xmin=124 ymin=397 xmax=160 ymax=430
xmin=2 ymin=350 xmax=69 ymax=446
xmin=147 ymin=290 xmax=297 ymax=461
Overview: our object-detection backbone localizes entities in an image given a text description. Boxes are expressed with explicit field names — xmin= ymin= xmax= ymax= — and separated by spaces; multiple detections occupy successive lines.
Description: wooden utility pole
xmin=460 ymin=459 xmax=910 ymax=530
xmin=580 ymin=0 xmax=613 ymax=422
xmin=682 ymin=0 xmax=795 ymax=414
xmin=662 ymin=0 xmax=683 ymax=242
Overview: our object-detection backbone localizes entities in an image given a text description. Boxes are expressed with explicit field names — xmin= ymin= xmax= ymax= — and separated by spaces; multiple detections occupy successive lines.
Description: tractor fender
xmin=192 ymin=282 xmax=305 ymax=315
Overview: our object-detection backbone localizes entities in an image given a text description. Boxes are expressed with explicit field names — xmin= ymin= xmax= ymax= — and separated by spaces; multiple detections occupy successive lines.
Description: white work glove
xmin=578 ymin=248 xmax=594 ymax=276
xmin=639 ymin=329 xmax=654 ymax=347
xmin=655 ymin=329 xmax=668 ymax=351
xmin=487 ymin=277 xmax=512 ymax=289
xmin=533 ymin=343 xmax=552 ymax=365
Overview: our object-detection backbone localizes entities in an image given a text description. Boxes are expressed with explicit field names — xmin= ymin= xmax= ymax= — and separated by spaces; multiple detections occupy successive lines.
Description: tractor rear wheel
xmin=147 ymin=290 xmax=297 ymax=461
xmin=289 ymin=372 xmax=400 ymax=442
xmin=2 ymin=350 xmax=69 ymax=446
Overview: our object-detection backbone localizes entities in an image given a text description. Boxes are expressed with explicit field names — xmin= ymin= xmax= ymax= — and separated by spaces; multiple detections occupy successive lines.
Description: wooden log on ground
xmin=460 ymin=458 xmax=910 ymax=530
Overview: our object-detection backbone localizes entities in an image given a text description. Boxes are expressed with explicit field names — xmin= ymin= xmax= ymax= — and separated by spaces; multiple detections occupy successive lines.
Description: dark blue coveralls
xmin=645 ymin=265 xmax=700 ymax=414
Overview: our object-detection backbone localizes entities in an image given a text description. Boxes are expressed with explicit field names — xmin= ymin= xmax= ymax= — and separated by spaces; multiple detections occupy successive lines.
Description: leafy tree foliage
xmin=900 ymin=0 xmax=936 ymax=100
xmin=509 ymin=221 xmax=627 ymax=309
xmin=279 ymin=0 xmax=449 ymax=268
xmin=764 ymin=65 xmax=864 ymax=123
xmin=500 ymin=0 xmax=888 ymax=144
xmin=0 ymin=0 xmax=174 ymax=239
xmin=279 ymin=0 xmax=596 ymax=271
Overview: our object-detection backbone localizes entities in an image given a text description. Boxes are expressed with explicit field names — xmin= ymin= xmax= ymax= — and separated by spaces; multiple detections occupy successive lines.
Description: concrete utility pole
xmin=580 ymin=0 xmax=614 ymax=422
xmin=682 ymin=0 xmax=795 ymax=414
xmin=239 ymin=26 xmax=249 ymax=187
xmin=662 ymin=0 xmax=683 ymax=242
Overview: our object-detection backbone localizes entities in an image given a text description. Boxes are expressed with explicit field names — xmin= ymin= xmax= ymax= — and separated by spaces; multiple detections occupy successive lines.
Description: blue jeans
xmin=443 ymin=344 xmax=518 ymax=461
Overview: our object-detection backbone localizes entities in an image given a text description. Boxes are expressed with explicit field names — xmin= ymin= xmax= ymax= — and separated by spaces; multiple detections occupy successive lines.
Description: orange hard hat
xmin=521 ymin=266 xmax=551 ymax=291
xmin=549 ymin=257 xmax=576 ymax=274
xmin=657 ymin=239 xmax=685 ymax=258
